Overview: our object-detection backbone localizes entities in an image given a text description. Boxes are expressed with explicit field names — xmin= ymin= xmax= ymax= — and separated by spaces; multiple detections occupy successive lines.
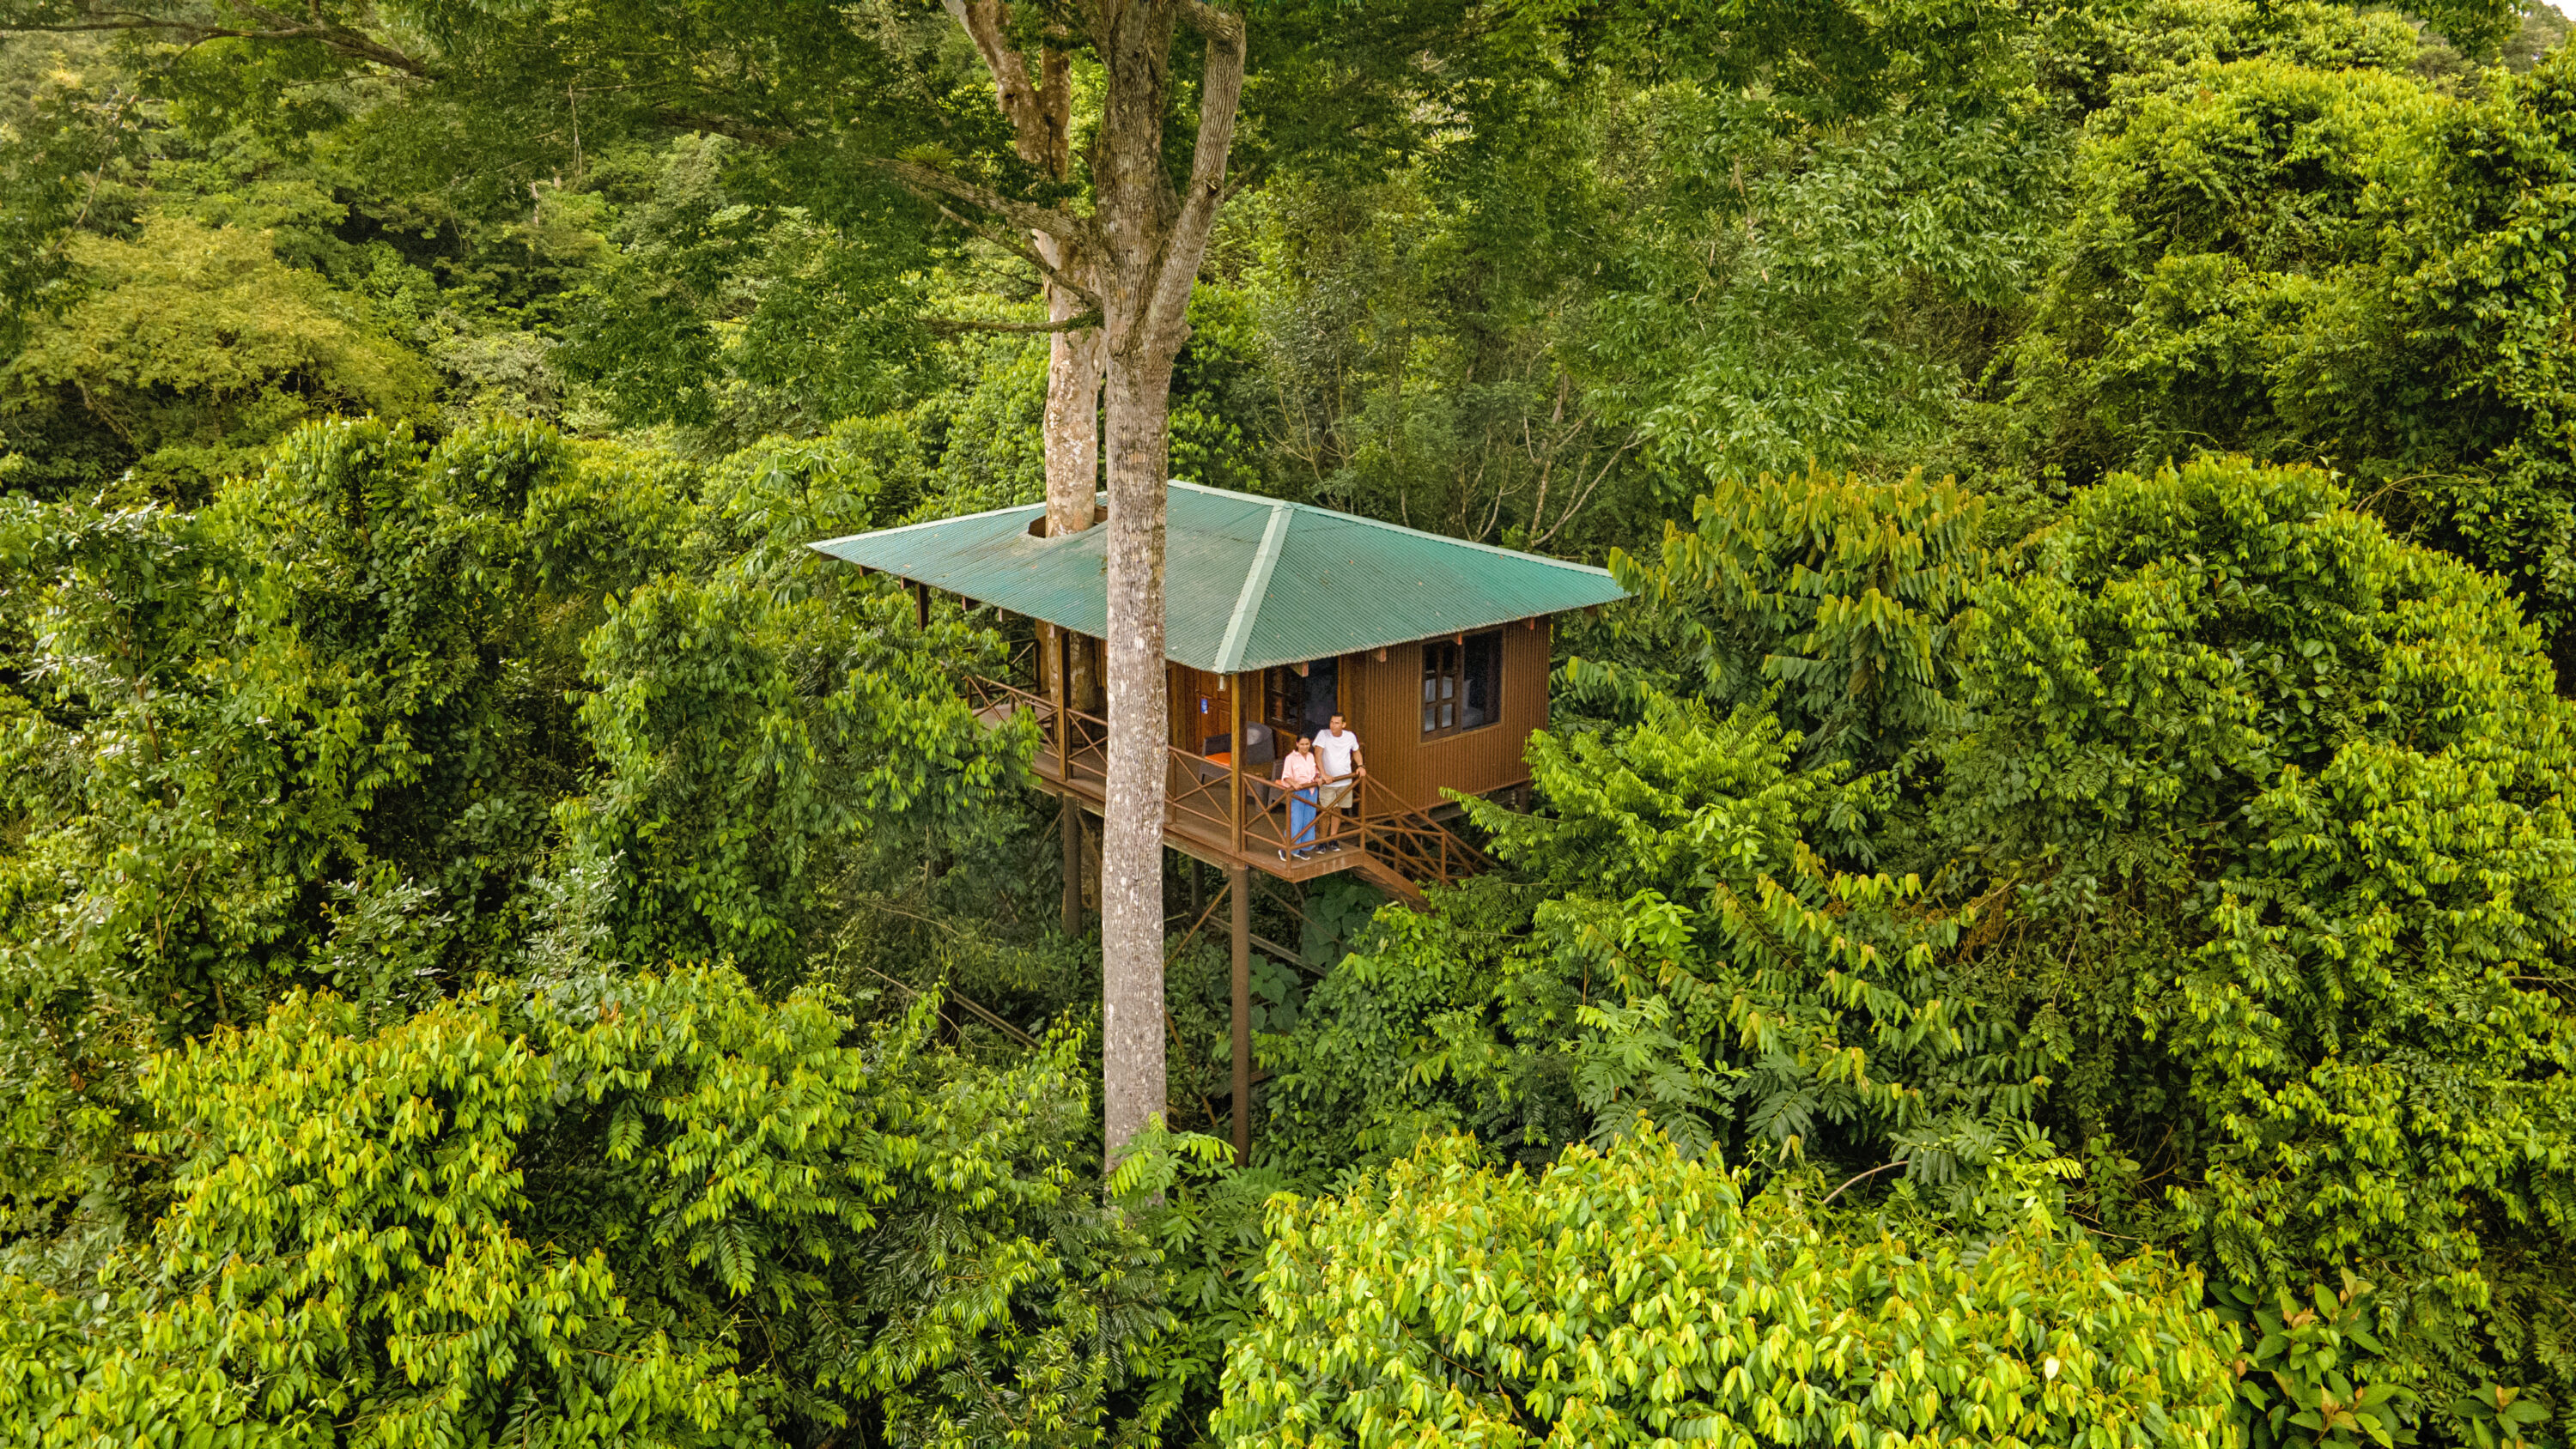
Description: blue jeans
xmin=1286 ymin=788 xmax=1320 ymax=851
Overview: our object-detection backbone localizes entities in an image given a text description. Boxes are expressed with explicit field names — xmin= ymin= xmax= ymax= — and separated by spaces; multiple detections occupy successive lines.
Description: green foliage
xmin=0 ymin=416 xmax=639 ymax=1236
xmin=1276 ymin=455 xmax=2576 ymax=1440
xmin=562 ymin=572 xmax=1030 ymax=985
xmin=1585 ymin=466 xmax=1990 ymax=770
xmin=4 ymin=216 xmax=435 ymax=497
xmin=1266 ymin=695 xmax=2049 ymax=1191
xmin=1591 ymin=88 xmax=2063 ymax=486
xmin=2219 ymin=1273 xmax=2418 ymax=1449
xmin=10 ymin=5 xmax=2576 ymax=1446
xmin=1213 ymin=1131 xmax=2239 ymax=1448
xmin=0 ymin=965 xmax=1170 ymax=1446
xmin=557 ymin=134 xmax=932 ymax=442
xmin=1940 ymin=456 xmax=2576 ymax=1421
xmin=1999 ymin=4 xmax=2576 ymax=671
xmin=2458 ymin=1382 xmax=2553 ymax=1449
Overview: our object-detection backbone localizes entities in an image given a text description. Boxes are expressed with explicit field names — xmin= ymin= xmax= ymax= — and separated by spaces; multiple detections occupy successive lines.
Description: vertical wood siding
xmin=1330 ymin=619 xmax=1550 ymax=812
xmin=1100 ymin=620 xmax=1555 ymax=810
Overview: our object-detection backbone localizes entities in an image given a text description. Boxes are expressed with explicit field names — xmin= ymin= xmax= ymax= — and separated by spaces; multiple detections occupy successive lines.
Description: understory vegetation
xmin=4 ymin=0 xmax=2576 ymax=1444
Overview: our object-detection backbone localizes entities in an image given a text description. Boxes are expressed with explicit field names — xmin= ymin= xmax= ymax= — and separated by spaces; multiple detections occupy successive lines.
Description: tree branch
xmin=1820 ymin=1159 xmax=1910 ymax=1207
xmin=920 ymin=310 xmax=1103 ymax=336
xmin=927 ymin=200 xmax=1104 ymax=312
xmin=1146 ymin=1 xmax=1246 ymax=336
xmin=654 ymin=109 xmax=796 ymax=149
xmin=1176 ymin=0 xmax=1245 ymax=45
xmin=881 ymin=157 xmax=1092 ymax=248
xmin=0 ymin=9 xmax=434 ymax=76
xmin=940 ymin=0 xmax=1065 ymax=172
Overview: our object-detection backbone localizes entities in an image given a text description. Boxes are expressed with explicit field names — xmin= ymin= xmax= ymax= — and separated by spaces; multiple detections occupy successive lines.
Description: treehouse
xmin=809 ymin=480 xmax=1627 ymax=903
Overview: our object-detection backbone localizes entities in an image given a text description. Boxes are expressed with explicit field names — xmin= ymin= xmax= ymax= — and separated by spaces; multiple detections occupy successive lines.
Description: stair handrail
xmin=1349 ymin=771 xmax=1494 ymax=891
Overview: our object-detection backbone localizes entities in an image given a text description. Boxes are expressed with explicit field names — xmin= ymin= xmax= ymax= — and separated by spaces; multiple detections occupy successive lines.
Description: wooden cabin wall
xmin=1039 ymin=618 xmax=1554 ymax=806
xmin=1335 ymin=618 xmax=1551 ymax=813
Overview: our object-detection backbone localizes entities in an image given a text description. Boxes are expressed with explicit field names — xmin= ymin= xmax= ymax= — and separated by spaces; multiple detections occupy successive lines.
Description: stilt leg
xmin=1230 ymin=864 xmax=1251 ymax=1166
xmin=1061 ymin=803 xmax=1083 ymax=937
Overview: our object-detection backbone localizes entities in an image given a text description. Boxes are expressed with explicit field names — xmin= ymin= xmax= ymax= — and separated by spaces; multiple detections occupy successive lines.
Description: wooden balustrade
xmin=960 ymin=670 xmax=1492 ymax=897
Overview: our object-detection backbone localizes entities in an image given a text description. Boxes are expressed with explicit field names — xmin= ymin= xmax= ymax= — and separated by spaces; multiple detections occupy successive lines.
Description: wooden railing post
xmin=1053 ymin=627 xmax=1071 ymax=784
xmin=1228 ymin=673 xmax=1244 ymax=855
xmin=1061 ymin=804 xmax=1082 ymax=937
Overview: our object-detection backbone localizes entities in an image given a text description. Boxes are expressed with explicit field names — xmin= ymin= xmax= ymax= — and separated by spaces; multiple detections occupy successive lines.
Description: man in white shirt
xmin=1312 ymin=714 xmax=1364 ymax=849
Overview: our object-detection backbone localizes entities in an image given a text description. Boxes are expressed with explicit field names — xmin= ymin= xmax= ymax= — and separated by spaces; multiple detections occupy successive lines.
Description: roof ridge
xmin=1166 ymin=478 xmax=1614 ymax=579
xmin=1213 ymin=497 xmax=1294 ymax=673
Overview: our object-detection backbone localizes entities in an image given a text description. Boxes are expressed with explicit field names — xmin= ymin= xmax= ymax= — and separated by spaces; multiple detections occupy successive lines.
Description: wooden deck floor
xmin=1028 ymin=738 xmax=1386 ymax=886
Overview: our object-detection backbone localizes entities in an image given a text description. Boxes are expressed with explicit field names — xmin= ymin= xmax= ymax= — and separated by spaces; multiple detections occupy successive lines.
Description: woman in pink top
xmin=1277 ymin=736 xmax=1322 ymax=859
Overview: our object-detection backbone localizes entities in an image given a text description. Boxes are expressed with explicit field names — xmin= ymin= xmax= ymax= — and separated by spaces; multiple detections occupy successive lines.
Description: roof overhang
xmin=809 ymin=481 xmax=1627 ymax=674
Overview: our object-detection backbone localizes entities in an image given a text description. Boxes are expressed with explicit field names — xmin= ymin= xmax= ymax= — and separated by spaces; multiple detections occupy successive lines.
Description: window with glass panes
xmin=1421 ymin=632 xmax=1501 ymax=738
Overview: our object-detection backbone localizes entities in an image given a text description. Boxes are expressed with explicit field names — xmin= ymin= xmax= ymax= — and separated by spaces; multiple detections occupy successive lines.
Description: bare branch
xmin=1145 ymin=2 xmax=1246 ymax=336
xmin=921 ymin=310 xmax=1103 ymax=336
xmin=883 ymin=155 xmax=1095 ymax=249
xmin=1533 ymin=432 xmax=1637 ymax=549
xmin=927 ymin=200 xmax=1103 ymax=312
xmin=0 ymin=9 xmax=434 ymax=76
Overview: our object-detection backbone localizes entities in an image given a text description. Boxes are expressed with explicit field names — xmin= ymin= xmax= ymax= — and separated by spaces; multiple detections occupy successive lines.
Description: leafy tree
xmin=1937 ymin=455 xmax=2576 ymax=1421
xmin=1579 ymin=466 xmax=1990 ymax=773
xmin=3 ymin=216 xmax=435 ymax=498
xmin=0 ymin=417 xmax=617 ymax=1240
xmin=0 ymin=965 xmax=1176 ymax=1446
xmin=562 ymin=574 xmax=1029 ymax=988
xmin=556 ymin=132 xmax=933 ymax=445
xmin=1997 ymin=4 xmax=2576 ymax=676
xmin=0 ymin=411 xmax=1019 ymax=1266
xmin=1213 ymin=1131 xmax=2240 ymax=1448
xmin=1277 ymin=454 xmax=2576 ymax=1437
xmin=1262 ymin=696 xmax=2046 ymax=1190
xmin=1587 ymin=70 xmax=2064 ymax=488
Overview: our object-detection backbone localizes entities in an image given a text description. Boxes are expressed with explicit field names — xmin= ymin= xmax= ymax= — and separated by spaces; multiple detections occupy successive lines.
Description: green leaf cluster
xmin=1579 ymin=465 xmax=1990 ymax=773
xmin=0 ymin=964 xmax=1168 ymax=1446
xmin=4 ymin=216 xmax=435 ymax=496
xmin=1214 ymin=1131 xmax=2239 ymax=1448
xmin=1261 ymin=455 xmax=2576 ymax=1437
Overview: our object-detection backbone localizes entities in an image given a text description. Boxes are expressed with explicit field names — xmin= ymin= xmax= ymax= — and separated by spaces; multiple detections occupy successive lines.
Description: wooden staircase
xmin=1339 ymin=781 xmax=1492 ymax=904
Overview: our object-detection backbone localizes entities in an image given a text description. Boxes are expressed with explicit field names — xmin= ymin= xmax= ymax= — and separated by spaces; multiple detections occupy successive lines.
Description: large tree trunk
xmin=942 ymin=3 xmax=1103 ymax=543
xmin=1043 ymin=271 xmax=1106 ymax=537
xmin=1087 ymin=1 xmax=1244 ymax=1168
xmin=924 ymin=0 xmax=1245 ymax=1171
xmin=1042 ymin=264 xmax=1106 ymax=712
xmin=1097 ymin=351 xmax=1176 ymax=1156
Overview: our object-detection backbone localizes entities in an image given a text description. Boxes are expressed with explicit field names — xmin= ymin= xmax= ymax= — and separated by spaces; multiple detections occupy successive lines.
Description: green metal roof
xmin=808 ymin=481 xmax=1627 ymax=674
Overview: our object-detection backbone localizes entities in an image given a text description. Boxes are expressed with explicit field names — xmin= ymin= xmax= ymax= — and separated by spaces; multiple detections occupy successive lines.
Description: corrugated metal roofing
xmin=808 ymin=480 xmax=1627 ymax=674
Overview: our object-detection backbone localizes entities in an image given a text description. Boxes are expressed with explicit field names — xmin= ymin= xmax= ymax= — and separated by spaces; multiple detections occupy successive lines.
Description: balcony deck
xmin=967 ymin=676 xmax=1486 ymax=897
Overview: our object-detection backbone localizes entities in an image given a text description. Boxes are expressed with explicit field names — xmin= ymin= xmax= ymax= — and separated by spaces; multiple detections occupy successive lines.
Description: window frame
xmin=1419 ymin=630 xmax=1504 ymax=741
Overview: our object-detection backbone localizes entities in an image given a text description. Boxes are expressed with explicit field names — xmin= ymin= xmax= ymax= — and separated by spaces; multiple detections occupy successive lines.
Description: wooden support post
xmin=913 ymin=580 xmax=931 ymax=630
xmin=1060 ymin=803 xmax=1082 ymax=937
xmin=1188 ymin=855 xmax=1201 ymax=917
xmin=1230 ymin=864 xmax=1251 ymax=1166
xmin=1227 ymin=672 xmax=1245 ymax=854
xmin=1052 ymin=626 xmax=1070 ymax=784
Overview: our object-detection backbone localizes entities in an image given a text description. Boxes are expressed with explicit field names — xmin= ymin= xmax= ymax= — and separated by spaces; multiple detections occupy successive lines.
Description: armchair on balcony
xmin=1199 ymin=722 xmax=1275 ymax=767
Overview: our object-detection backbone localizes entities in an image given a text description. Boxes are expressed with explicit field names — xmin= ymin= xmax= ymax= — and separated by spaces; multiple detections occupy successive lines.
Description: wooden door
xmin=1173 ymin=666 xmax=1229 ymax=754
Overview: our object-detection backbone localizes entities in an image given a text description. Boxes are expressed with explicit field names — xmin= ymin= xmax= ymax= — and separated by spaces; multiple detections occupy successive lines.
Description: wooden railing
xmin=1343 ymin=773 xmax=1493 ymax=893
xmin=960 ymin=670 xmax=1492 ymax=895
